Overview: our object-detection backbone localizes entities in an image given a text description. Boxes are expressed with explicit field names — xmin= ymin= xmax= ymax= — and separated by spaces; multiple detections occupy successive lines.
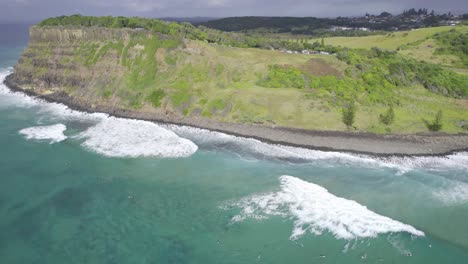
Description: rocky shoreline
xmin=4 ymin=74 xmax=468 ymax=157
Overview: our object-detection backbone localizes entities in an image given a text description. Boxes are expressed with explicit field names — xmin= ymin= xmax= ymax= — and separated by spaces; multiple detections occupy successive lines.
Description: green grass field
xmin=313 ymin=26 xmax=466 ymax=50
xmin=109 ymin=39 xmax=468 ymax=133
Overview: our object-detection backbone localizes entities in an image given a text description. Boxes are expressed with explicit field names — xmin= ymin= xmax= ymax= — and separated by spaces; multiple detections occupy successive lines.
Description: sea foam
xmin=432 ymin=181 xmax=468 ymax=205
xmin=78 ymin=117 xmax=198 ymax=158
xmin=222 ymin=175 xmax=424 ymax=240
xmin=19 ymin=124 xmax=67 ymax=144
xmin=164 ymin=125 xmax=384 ymax=164
xmin=1 ymin=69 xmax=198 ymax=158
xmin=166 ymin=125 xmax=468 ymax=174
xmin=0 ymin=70 xmax=39 ymax=109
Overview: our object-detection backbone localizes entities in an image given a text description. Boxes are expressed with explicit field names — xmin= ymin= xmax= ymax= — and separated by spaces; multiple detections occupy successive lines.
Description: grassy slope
xmin=316 ymin=26 xmax=461 ymax=50
xmin=92 ymin=39 xmax=468 ymax=133
xmin=22 ymin=27 xmax=468 ymax=133
xmin=314 ymin=25 xmax=468 ymax=71
xmin=123 ymin=41 xmax=351 ymax=129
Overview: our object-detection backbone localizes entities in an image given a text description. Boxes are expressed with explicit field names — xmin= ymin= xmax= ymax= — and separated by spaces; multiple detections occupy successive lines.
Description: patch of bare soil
xmin=299 ymin=58 xmax=343 ymax=77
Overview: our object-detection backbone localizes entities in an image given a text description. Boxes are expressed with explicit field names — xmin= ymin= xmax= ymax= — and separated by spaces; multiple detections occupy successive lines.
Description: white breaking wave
xmin=1 ymin=69 xmax=198 ymax=158
xmin=77 ymin=117 xmax=198 ymax=158
xmin=222 ymin=175 xmax=424 ymax=240
xmin=0 ymin=69 xmax=39 ymax=109
xmin=0 ymin=68 xmax=107 ymax=121
xmin=19 ymin=124 xmax=67 ymax=144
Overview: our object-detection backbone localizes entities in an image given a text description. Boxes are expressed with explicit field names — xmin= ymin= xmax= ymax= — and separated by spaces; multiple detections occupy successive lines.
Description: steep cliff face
xmin=9 ymin=26 xmax=280 ymax=121
xmin=11 ymin=27 xmax=138 ymax=109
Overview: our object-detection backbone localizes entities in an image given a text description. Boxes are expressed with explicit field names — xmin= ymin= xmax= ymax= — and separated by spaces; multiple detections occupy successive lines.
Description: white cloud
xmin=1 ymin=0 xmax=466 ymax=22
xmin=206 ymin=0 xmax=230 ymax=7
xmin=123 ymin=0 xmax=165 ymax=12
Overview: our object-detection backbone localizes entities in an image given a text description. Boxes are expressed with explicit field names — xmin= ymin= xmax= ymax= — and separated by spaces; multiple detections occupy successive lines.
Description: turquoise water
xmin=1 ymin=25 xmax=468 ymax=263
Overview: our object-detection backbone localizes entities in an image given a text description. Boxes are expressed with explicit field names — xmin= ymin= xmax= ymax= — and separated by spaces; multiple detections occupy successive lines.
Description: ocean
xmin=1 ymin=24 xmax=468 ymax=264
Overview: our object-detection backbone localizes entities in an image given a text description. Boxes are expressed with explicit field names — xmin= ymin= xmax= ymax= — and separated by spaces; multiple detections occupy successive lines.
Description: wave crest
xmin=78 ymin=117 xmax=198 ymax=158
xmin=222 ymin=175 xmax=424 ymax=240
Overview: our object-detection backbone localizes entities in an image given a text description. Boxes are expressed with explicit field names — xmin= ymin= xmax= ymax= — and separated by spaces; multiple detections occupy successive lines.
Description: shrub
xmin=209 ymin=99 xmax=226 ymax=111
xmin=342 ymin=101 xmax=356 ymax=129
xmin=379 ymin=105 xmax=395 ymax=125
xmin=423 ymin=110 xmax=443 ymax=132
xmin=146 ymin=89 xmax=165 ymax=107
xmin=258 ymin=65 xmax=306 ymax=89
xmin=462 ymin=124 xmax=468 ymax=132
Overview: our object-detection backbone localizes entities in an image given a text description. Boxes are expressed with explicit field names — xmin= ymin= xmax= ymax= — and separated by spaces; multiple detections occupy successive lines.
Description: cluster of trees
xmin=257 ymin=46 xmax=466 ymax=116
xmin=270 ymin=38 xmax=340 ymax=52
xmin=402 ymin=8 xmax=434 ymax=17
xmin=341 ymin=104 xmax=395 ymax=131
xmin=336 ymin=47 xmax=468 ymax=98
xmin=342 ymin=104 xmax=443 ymax=132
xmin=423 ymin=110 xmax=444 ymax=131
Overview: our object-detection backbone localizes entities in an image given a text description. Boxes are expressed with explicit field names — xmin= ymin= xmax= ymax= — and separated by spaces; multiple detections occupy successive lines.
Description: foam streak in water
xmin=19 ymin=124 xmax=67 ymax=144
xmin=223 ymin=175 xmax=424 ymax=240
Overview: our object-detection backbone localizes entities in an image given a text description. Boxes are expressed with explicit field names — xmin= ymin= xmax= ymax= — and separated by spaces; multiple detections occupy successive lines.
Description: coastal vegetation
xmin=10 ymin=15 xmax=468 ymax=134
xmin=379 ymin=106 xmax=395 ymax=126
xmin=342 ymin=102 xmax=356 ymax=130
xmin=432 ymin=29 xmax=468 ymax=67
xmin=423 ymin=110 xmax=444 ymax=131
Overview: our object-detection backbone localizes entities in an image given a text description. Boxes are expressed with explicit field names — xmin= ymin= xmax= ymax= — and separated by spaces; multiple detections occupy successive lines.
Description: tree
xmin=311 ymin=41 xmax=321 ymax=49
xmin=379 ymin=12 xmax=392 ymax=18
xmin=423 ymin=110 xmax=443 ymax=131
xmin=342 ymin=101 xmax=356 ymax=129
xmin=379 ymin=105 xmax=395 ymax=125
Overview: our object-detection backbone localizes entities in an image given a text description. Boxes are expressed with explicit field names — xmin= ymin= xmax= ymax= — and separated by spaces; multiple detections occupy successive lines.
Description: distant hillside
xmin=200 ymin=17 xmax=333 ymax=32
xmin=159 ymin=17 xmax=218 ymax=24
xmin=201 ymin=11 xmax=466 ymax=35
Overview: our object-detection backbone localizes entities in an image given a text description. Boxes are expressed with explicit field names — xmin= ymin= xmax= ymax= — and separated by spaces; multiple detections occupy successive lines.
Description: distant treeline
xmin=200 ymin=10 xmax=467 ymax=34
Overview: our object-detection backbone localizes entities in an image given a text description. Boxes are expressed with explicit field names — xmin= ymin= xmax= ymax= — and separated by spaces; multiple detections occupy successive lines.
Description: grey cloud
xmin=1 ymin=0 xmax=466 ymax=22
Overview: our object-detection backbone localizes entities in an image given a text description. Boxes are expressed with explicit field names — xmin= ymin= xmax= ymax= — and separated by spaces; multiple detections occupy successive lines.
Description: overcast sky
xmin=2 ymin=0 xmax=467 ymax=22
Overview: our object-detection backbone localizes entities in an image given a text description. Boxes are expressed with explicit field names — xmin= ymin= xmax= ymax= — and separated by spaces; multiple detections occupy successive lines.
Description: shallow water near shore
xmin=1 ymin=25 xmax=468 ymax=263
